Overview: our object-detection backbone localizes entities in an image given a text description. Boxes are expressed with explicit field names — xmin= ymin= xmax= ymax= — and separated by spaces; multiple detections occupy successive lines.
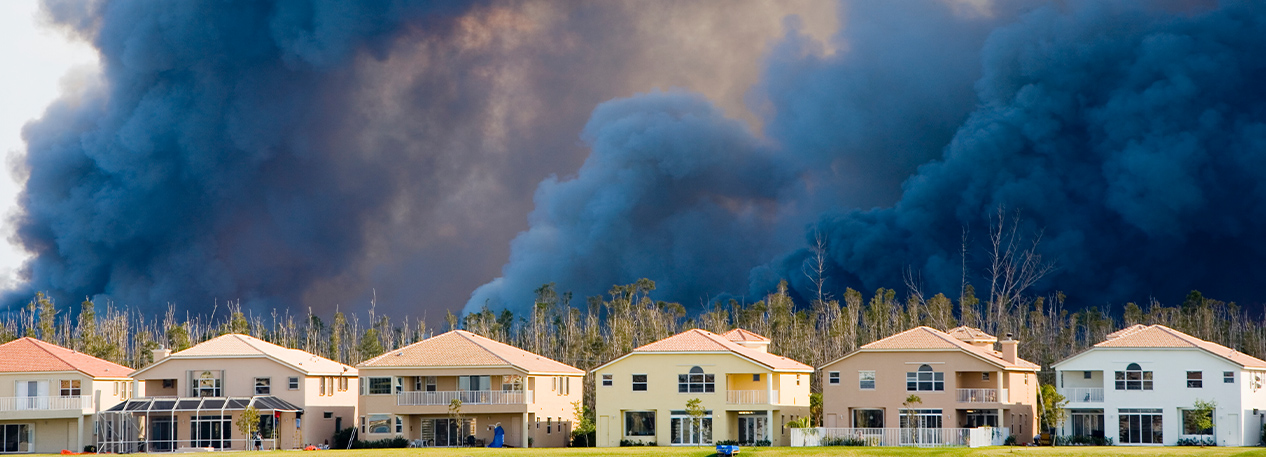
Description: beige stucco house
xmin=819 ymin=326 xmax=1040 ymax=445
xmin=98 ymin=333 xmax=357 ymax=451
xmin=0 ymin=337 xmax=132 ymax=453
xmin=592 ymin=328 xmax=813 ymax=447
xmin=356 ymin=330 xmax=583 ymax=448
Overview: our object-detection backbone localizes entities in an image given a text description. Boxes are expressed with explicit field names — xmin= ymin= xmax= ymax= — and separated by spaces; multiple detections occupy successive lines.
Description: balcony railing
xmin=396 ymin=390 xmax=532 ymax=406
xmin=726 ymin=390 xmax=774 ymax=405
xmin=1061 ymin=387 xmax=1103 ymax=403
xmin=956 ymin=389 xmax=1007 ymax=403
xmin=0 ymin=395 xmax=92 ymax=412
xmin=792 ymin=427 xmax=1010 ymax=447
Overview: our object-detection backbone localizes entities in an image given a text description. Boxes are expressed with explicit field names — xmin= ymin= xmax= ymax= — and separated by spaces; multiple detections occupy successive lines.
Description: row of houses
xmin=0 ymin=322 xmax=1261 ymax=452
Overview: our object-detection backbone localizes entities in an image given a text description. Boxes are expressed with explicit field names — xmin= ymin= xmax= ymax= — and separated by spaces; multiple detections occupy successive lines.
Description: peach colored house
xmin=592 ymin=329 xmax=813 ymax=447
xmin=356 ymin=330 xmax=583 ymax=448
xmin=98 ymin=334 xmax=357 ymax=452
xmin=0 ymin=337 xmax=132 ymax=453
xmin=819 ymin=326 xmax=1040 ymax=445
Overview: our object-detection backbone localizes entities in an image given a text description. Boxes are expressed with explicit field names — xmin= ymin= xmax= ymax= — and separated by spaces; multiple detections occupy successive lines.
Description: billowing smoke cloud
xmin=14 ymin=0 xmax=836 ymax=315
xmin=472 ymin=0 xmax=1266 ymax=312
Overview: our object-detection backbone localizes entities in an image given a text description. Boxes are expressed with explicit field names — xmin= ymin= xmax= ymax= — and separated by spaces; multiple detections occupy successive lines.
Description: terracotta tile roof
xmin=855 ymin=327 xmax=1040 ymax=370
xmin=358 ymin=330 xmax=583 ymax=375
xmin=164 ymin=334 xmax=355 ymax=376
xmin=947 ymin=326 xmax=997 ymax=343
xmin=0 ymin=337 xmax=132 ymax=378
xmin=1105 ymin=324 xmax=1148 ymax=340
xmin=622 ymin=329 xmax=812 ymax=372
xmin=1095 ymin=325 xmax=1266 ymax=369
xmin=722 ymin=328 xmax=770 ymax=342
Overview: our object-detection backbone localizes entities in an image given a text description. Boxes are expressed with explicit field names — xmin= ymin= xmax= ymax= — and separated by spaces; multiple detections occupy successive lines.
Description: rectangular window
xmin=1114 ymin=369 xmax=1153 ymax=390
xmin=162 ymin=379 xmax=176 ymax=389
xmin=1225 ymin=371 xmax=1235 ymax=383
xmin=632 ymin=374 xmax=648 ymax=391
xmin=827 ymin=371 xmax=840 ymax=385
xmin=323 ymin=411 xmax=333 ymax=419
xmin=1182 ymin=409 xmax=1213 ymax=435
xmin=853 ymin=409 xmax=883 ymax=428
xmin=677 ymin=371 xmax=715 ymax=393
xmin=319 ymin=377 xmax=326 ymax=396
xmin=502 ymin=375 xmax=524 ymax=391
xmin=0 ymin=424 xmax=32 ymax=453
xmin=1186 ymin=371 xmax=1202 ymax=388
xmin=395 ymin=416 xmax=403 ymax=434
xmin=339 ymin=377 xmax=348 ymax=391
xmin=190 ymin=370 xmax=223 ymax=397
xmin=367 ymin=414 xmax=391 ymax=434
xmin=459 ymin=375 xmax=491 ymax=392
xmin=859 ymin=371 xmax=875 ymax=389
xmin=601 ymin=374 xmax=613 ymax=387
xmin=288 ymin=377 xmax=299 ymax=390
xmin=1119 ymin=409 xmax=1163 ymax=444
xmin=905 ymin=367 xmax=943 ymax=391
xmin=60 ymin=380 xmax=81 ymax=397
xmin=1084 ymin=371 xmax=1093 ymax=379
xmin=426 ymin=376 xmax=437 ymax=391
xmin=753 ymin=374 xmax=760 ymax=382
xmin=255 ymin=377 xmax=271 ymax=395
xmin=414 ymin=376 xmax=422 ymax=391
xmin=982 ymin=372 xmax=991 ymax=381
xmin=368 ymin=377 xmax=392 ymax=395
xmin=393 ymin=377 xmax=403 ymax=394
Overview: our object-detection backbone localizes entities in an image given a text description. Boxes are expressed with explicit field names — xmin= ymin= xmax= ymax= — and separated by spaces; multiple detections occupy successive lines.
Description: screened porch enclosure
xmin=96 ymin=396 xmax=301 ymax=453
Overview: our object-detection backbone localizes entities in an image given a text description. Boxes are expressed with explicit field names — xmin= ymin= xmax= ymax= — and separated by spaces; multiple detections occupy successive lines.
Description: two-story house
xmin=818 ymin=326 xmax=1040 ymax=445
xmin=1052 ymin=324 xmax=1266 ymax=446
xmin=591 ymin=328 xmax=813 ymax=447
xmin=356 ymin=330 xmax=583 ymax=448
xmin=0 ymin=337 xmax=132 ymax=453
xmin=98 ymin=333 xmax=357 ymax=451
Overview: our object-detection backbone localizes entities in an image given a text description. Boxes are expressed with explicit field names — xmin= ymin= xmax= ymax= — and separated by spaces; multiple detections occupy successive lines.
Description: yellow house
xmin=0 ymin=337 xmax=133 ymax=453
xmin=98 ymin=333 xmax=358 ymax=451
xmin=592 ymin=328 xmax=813 ymax=447
xmin=818 ymin=326 xmax=1040 ymax=445
xmin=356 ymin=330 xmax=583 ymax=448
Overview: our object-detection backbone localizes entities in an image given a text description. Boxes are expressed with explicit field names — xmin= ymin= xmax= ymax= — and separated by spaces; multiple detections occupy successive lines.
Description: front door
xmin=1225 ymin=414 xmax=1239 ymax=446
xmin=737 ymin=415 xmax=767 ymax=444
xmin=150 ymin=417 xmax=174 ymax=451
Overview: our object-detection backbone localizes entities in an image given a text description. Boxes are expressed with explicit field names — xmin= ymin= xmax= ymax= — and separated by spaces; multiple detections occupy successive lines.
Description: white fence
xmin=726 ymin=390 xmax=772 ymax=405
xmin=397 ymin=390 xmax=532 ymax=406
xmin=791 ymin=427 xmax=1009 ymax=447
xmin=0 ymin=395 xmax=91 ymax=412
xmin=1061 ymin=387 xmax=1104 ymax=403
xmin=955 ymin=388 xmax=1001 ymax=403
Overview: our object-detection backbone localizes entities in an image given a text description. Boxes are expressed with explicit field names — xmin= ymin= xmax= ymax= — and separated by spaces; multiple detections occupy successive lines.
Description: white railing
xmin=791 ymin=427 xmax=1009 ymax=447
xmin=726 ymin=390 xmax=772 ymax=405
xmin=396 ymin=390 xmax=531 ymax=406
xmin=956 ymin=388 xmax=1003 ymax=403
xmin=1061 ymin=387 xmax=1104 ymax=403
xmin=0 ymin=395 xmax=92 ymax=412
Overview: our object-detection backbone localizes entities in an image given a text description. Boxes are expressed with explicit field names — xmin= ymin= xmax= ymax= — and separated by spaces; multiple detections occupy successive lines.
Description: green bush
xmin=619 ymin=439 xmax=655 ymax=446
xmin=1176 ymin=436 xmax=1215 ymax=446
xmin=350 ymin=436 xmax=408 ymax=449
xmin=569 ymin=430 xmax=596 ymax=447
xmin=821 ymin=436 xmax=866 ymax=446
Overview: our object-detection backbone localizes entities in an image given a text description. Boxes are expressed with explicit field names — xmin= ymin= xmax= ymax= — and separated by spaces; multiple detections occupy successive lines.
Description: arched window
xmin=1115 ymin=363 xmax=1152 ymax=390
xmin=906 ymin=364 xmax=944 ymax=391
xmin=678 ymin=366 xmax=715 ymax=393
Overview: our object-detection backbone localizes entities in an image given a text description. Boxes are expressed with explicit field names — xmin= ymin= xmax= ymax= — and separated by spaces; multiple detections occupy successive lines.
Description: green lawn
xmin=59 ymin=446 xmax=1266 ymax=456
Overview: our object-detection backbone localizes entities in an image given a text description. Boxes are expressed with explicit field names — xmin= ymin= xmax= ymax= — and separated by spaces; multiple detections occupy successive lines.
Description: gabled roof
xmin=0 ymin=337 xmax=132 ymax=378
xmin=133 ymin=334 xmax=354 ymax=377
xmin=722 ymin=328 xmax=770 ymax=342
xmin=592 ymin=329 xmax=813 ymax=373
xmin=357 ymin=330 xmax=583 ymax=375
xmin=1076 ymin=325 xmax=1266 ymax=369
xmin=823 ymin=327 xmax=1040 ymax=371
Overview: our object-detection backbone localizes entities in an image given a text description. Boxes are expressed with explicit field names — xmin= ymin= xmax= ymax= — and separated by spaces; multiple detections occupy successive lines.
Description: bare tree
xmin=985 ymin=206 xmax=1056 ymax=332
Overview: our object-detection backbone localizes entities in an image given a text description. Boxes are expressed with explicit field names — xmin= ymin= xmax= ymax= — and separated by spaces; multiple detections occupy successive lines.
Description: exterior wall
xmin=1055 ymin=347 xmax=1253 ymax=446
xmin=593 ymin=352 xmax=811 ymax=447
xmin=1240 ymin=370 xmax=1266 ymax=446
xmin=0 ymin=417 xmax=83 ymax=453
xmin=356 ymin=367 xmax=581 ymax=447
xmin=0 ymin=372 xmax=132 ymax=452
xmin=820 ymin=349 xmax=1039 ymax=443
xmin=134 ymin=356 xmax=356 ymax=448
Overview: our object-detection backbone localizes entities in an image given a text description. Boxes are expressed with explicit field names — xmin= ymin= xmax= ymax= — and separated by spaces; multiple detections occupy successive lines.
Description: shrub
xmin=1176 ymin=436 xmax=1215 ymax=446
xmin=619 ymin=439 xmax=655 ymax=446
xmin=350 ymin=436 xmax=408 ymax=449
xmin=332 ymin=427 xmax=357 ymax=449
xmin=569 ymin=431 xmax=595 ymax=447
xmin=1003 ymin=435 xmax=1017 ymax=446
xmin=821 ymin=436 xmax=866 ymax=446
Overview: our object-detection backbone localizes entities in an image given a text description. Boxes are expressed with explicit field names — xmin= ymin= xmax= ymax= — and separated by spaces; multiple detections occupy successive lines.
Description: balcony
xmin=396 ymin=390 xmax=532 ymax=406
xmin=955 ymin=389 xmax=1007 ymax=403
xmin=0 ymin=395 xmax=92 ymax=412
xmin=1060 ymin=387 xmax=1103 ymax=403
xmin=726 ymin=390 xmax=776 ymax=405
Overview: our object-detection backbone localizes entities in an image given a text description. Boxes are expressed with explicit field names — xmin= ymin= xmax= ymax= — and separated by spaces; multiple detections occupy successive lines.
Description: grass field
xmin=57 ymin=446 xmax=1266 ymax=456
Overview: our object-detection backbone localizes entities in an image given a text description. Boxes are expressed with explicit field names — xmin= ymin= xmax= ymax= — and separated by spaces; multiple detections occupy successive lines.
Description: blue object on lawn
xmin=716 ymin=444 xmax=740 ymax=455
xmin=488 ymin=425 xmax=504 ymax=448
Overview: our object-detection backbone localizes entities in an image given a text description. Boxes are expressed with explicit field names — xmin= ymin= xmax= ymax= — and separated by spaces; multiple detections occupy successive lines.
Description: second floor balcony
xmin=0 ymin=395 xmax=92 ymax=413
xmin=396 ymin=390 xmax=532 ymax=407
xmin=726 ymin=390 xmax=779 ymax=405
xmin=955 ymin=388 xmax=1008 ymax=403
xmin=1060 ymin=387 xmax=1104 ymax=403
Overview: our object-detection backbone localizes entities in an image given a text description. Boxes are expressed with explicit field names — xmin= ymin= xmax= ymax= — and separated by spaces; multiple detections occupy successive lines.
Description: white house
xmin=1052 ymin=324 xmax=1266 ymax=446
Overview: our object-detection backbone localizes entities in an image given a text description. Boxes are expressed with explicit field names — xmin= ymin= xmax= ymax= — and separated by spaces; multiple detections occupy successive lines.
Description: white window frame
xmin=367 ymin=377 xmax=392 ymax=395
xmin=601 ymin=374 xmax=613 ymax=387
xmin=827 ymin=371 xmax=840 ymax=385
xmin=859 ymin=370 xmax=875 ymax=390
xmin=288 ymin=377 xmax=299 ymax=390
xmin=255 ymin=377 xmax=271 ymax=395
xmin=632 ymin=374 xmax=648 ymax=392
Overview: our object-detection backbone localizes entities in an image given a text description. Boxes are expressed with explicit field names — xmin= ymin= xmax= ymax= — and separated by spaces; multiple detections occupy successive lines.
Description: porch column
xmin=522 ymin=413 xmax=530 ymax=448
xmin=766 ymin=373 xmax=774 ymax=405
xmin=997 ymin=371 xmax=1004 ymax=403
xmin=77 ymin=414 xmax=84 ymax=452
xmin=767 ymin=409 xmax=774 ymax=443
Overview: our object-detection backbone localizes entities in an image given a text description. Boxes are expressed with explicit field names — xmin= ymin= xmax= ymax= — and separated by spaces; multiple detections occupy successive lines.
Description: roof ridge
xmin=457 ymin=331 xmax=516 ymax=367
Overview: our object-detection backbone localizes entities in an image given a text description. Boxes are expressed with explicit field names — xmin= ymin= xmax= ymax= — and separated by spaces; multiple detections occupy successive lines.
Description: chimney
xmin=1001 ymin=333 xmax=1018 ymax=364
xmin=152 ymin=347 xmax=171 ymax=363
